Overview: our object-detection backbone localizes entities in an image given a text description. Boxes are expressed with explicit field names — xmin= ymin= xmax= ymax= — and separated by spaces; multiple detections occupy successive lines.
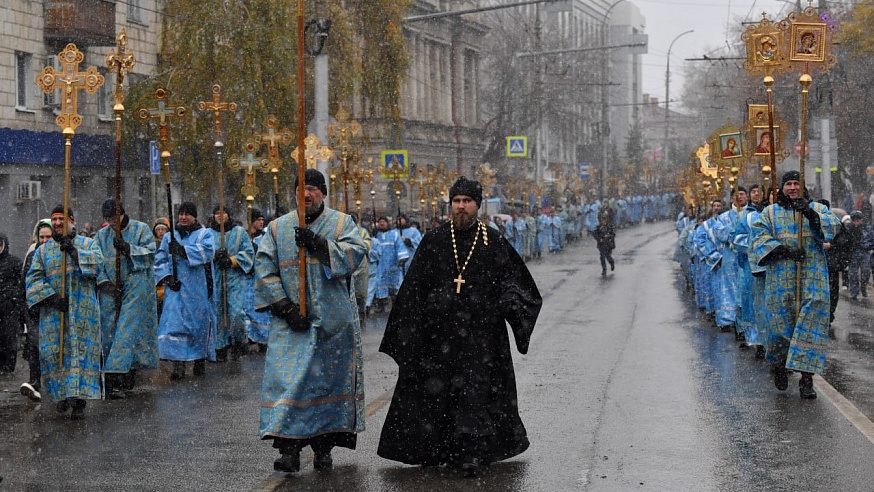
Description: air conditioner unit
xmin=43 ymin=55 xmax=61 ymax=108
xmin=17 ymin=181 xmax=42 ymax=202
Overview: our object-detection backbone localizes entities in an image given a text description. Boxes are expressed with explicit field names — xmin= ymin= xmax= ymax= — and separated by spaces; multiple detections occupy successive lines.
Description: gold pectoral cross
xmin=453 ymin=274 xmax=466 ymax=294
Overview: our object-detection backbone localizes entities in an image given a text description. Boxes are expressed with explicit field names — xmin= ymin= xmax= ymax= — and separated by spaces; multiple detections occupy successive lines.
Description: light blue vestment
xmin=155 ymin=225 xmax=216 ymax=361
xmin=692 ymin=225 xmax=715 ymax=313
xmin=247 ymin=233 xmax=271 ymax=343
xmin=208 ymin=225 xmax=255 ymax=349
xmin=733 ymin=206 xmax=764 ymax=345
xmin=95 ymin=219 xmax=159 ymax=373
xmin=255 ymin=207 xmax=367 ymax=441
xmin=373 ymin=228 xmax=408 ymax=299
xmin=750 ymin=202 xmax=840 ymax=373
xmin=399 ymin=226 xmax=422 ymax=277
xmin=26 ymin=235 xmax=106 ymax=401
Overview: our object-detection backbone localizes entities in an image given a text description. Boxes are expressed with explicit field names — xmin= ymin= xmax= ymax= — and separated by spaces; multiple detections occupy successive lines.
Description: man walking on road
xmin=751 ymin=171 xmax=840 ymax=399
xmin=254 ymin=169 xmax=367 ymax=473
xmin=377 ymin=176 xmax=542 ymax=476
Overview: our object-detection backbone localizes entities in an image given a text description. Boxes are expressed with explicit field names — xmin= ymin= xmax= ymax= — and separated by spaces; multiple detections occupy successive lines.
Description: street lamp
xmin=370 ymin=188 xmax=376 ymax=233
xmin=662 ymin=29 xmax=694 ymax=170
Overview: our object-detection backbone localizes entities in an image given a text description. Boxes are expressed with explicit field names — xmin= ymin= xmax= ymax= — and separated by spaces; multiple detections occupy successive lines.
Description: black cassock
xmin=377 ymin=221 xmax=542 ymax=466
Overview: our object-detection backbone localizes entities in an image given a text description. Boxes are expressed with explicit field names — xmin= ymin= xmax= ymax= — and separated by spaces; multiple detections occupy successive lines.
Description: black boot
xmin=171 ymin=361 xmax=186 ymax=381
xmin=123 ymin=369 xmax=137 ymax=391
xmin=214 ymin=347 xmax=228 ymax=362
xmin=274 ymin=451 xmax=301 ymax=473
xmin=773 ymin=365 xmax=789 ymax=391
xmin=193 ymin=359 xmax=206 ymax=376
xmin=313 ymin=451 xmax=333 ymax=470
xmin=69 ymin=398 xmax=86 ymax=420
xmin=799 ymin=373 xmax=817 ymax=399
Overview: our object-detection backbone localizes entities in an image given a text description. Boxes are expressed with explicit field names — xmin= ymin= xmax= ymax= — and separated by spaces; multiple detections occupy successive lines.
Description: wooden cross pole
xmin=252 ymin=115 xmax=293 ymax=215
xmin=296 ymin=0 xmax=308 ymax=316
xmin=136 ymin=86 xmax=187 ymax=284
xmin=106 ymin=30 xmax=136 ymax=326
xmin=36 ymin=43 xmax=104 ymax=364
xmin=197 ymin=83 xmax=237 ymax=339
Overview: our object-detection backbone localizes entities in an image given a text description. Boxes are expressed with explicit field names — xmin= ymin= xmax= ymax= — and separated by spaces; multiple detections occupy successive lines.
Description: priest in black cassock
xmin=377 ymin=176 xmax=542 ymax=476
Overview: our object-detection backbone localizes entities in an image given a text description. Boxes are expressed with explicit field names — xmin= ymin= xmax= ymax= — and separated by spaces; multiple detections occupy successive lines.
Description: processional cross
xmin=252 ymin=115 xmax=293 ymax=208
xmin=230 ymin=139 xmax=271 ymax=201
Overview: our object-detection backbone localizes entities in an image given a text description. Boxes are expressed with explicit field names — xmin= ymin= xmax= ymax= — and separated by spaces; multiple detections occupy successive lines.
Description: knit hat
xmin=101 ymin=198 xmax=125 ymax=219
xmin=212 ymin=204 xmax=234 ymax=217
xmin=251 ymin=208 xmax=264 ymax=221
xmin=178 ymin=202 xmax=198 ymax=218
xmin=152 ymin=217 xmax=170 ymax=234
xmin=449 ymin=176 xmax=483 ymax=207
xmin=781 ymin=170 xmax=800 ymax=187
xmin=294 ymin=169 xmax=328 ymax=195
xmin=50 ymin=204 xmax=74 ymax=221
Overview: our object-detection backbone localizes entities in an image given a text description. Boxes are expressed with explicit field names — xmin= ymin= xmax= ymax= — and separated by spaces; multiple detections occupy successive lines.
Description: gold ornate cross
xmin=230 ymin=140 xmax=270 ymax=201
xmin=253 ymin=114 xmax=293 ymax=171
xmin=106 ymin=29 xmax=135 ymax=110
xmin=136 ymin=86 xmax=187 ymax=149
xmin=291 ymin=133 xmax=334 ymax=170
xmin=36 ymin=43 xmax=105 ymax=133
xmin=197 ymin=83 xmax=237 ymax=137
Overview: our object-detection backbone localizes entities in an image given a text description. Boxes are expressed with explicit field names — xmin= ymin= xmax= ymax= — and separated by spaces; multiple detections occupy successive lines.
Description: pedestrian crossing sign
xmin=506 ymin=136 xmax=528 ymax=158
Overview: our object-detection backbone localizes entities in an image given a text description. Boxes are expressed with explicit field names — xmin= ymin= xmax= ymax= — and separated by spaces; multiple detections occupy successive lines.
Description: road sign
xmin=579 ymin=162 xmax=592 ymax=179
xmin=794 ymin=140 xmax=809 ymax=156
xmin=149 ymin=141 xmax=160 ymax=175
xmin=506 ymin=136 xmax=528 ymax=158
xmin=380 ymin=150 xmax=409 ymax=178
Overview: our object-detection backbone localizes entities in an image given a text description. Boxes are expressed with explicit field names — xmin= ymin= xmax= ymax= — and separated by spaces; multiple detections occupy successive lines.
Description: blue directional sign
xmin=579 ymin=162 xmax=592 ymax=180
xmin=506 ymin=136 xmax=528 ymax=158
xmin=149 ymin=141 xmax=161 ymax=175
xmin=380 ymin=150 xmax=409 ymax=178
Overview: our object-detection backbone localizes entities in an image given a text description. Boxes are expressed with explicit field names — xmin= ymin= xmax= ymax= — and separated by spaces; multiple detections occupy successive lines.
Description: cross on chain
xmin=197 ymin=83 xmax=237 ymax=138
xmin=454 ymin=274 xmax=466 ymax=294
xmin=106 ymin=29 xmax=135 ymax=109
xmin=136 ymin=86 xmax=187 ymax=148
xmin=292 ymin=134 xmax=334 ymax=170
xmin=252 ymin=115 xmax=293 ymax=170
xmin=36 ymin=43 xmax=105 ymax=133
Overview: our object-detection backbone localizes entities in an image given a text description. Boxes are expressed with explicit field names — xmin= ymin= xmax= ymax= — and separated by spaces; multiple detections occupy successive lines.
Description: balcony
xmin=44 ymin=0 xmax=116 ymax=47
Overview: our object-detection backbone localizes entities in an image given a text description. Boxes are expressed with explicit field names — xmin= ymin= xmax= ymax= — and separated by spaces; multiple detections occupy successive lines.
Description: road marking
xmin=814 ymin=374 xmax=874 ymax=445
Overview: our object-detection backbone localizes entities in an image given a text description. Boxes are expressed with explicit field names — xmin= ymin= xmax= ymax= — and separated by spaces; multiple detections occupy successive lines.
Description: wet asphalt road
xmin=2 ymin=220 xmax=874 ymax=491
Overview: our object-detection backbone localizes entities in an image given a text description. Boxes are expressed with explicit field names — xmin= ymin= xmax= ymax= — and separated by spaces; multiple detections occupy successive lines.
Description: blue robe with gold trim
xmin=95 ymin=219 xmax=159 ymax=373
xmin=26 ymin=236 xmax=106 ymax=401
xmin=255 ymin=207 xmax=367 ymax=441
xmin=750 ymin=202 xmax=840 ymax=373
xmin=208 ymin=225 xmax=254 ymax=349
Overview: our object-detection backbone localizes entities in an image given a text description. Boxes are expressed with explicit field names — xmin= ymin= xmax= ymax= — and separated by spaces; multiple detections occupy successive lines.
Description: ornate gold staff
xmin=296 ymin=0 xmax=308 ymax=316
xmin=385 ymin=156 xmax=405 ymax=217
xmin=347 ymin=152 xmax=374 ymax=220
xmin=231 ymin=139 xmax=271 ymax=229
xmin=197 ymin=83 xmax=237 ymax=339
xmin=475 ymin=163 xmax=497 ymax=217
xmin=326 ymin=109 xmax=361 ymax=213
xmin=136 ymin=86 xmax=187 ymax=286
xmin=106 ymin=30 xmax=135 ymax=325
xmin=36 ymin=43 xmax=104 ymax=364
xmin=291 ymin=134 xmax=333 ymax=210
xmin=252 ymin=115 xmax=293 ymax=216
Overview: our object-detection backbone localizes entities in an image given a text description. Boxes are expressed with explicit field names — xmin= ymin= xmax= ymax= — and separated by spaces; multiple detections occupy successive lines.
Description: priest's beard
xmin=452 ymin=210 xmax=476 ymax=230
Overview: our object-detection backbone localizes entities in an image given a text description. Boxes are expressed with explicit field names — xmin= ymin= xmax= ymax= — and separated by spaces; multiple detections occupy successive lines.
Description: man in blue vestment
xmin=246 ymin=208 xmax=271 ymax=345
xmin=397 ymin=214 xmax=421 ymax=277
xmin=255 ymin=169 xmax=367 ymax=473
xmin=94 ymin=199 xmax=158 ymax=398
xmin=26 ymin=205 xmax=108 ymax=419
xmin=372 ymin=216 xmax=409 ymax=313
xmin=209 ymin=205 xmax=255 ymax=361
xmin=155 ymin=202 xmax=216 ymax=380
xmin=751 ymin=171 xmax=840 ymax=399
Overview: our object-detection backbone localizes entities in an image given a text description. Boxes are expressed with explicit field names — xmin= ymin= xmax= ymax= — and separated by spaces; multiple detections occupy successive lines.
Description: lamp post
xmin=663 ymin=29 xmax=694 ymax=170
xmin=370 ymin=188 xmax=377 ymax=234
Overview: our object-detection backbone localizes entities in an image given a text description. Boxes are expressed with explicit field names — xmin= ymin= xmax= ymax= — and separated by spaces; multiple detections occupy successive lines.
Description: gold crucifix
xmin=327 ymin=109 xmax=362 ymax=212
xmin=36 ymin=43 xmax=105 ymax=133
xmin=253 ymin=114 xmax=293 ymax=167
xmin=291 ymin=133 xmax=334 ymax=170
xmin=106 ymin=29 xmax=135 ymax=111
xmin=197 ymin=83 xmax=237 ymax=138
xmin=454 ymin=274 xmax=466 ymax=294
xmin=136 ymin=86 xmax=187 ymax=149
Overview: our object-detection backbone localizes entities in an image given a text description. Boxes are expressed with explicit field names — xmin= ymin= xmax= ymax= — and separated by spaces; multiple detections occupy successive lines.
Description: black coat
xmin=0 ymin=234 xmax=25 ymax=317
xmin=377 ymin=221 xmax=542 ymax=466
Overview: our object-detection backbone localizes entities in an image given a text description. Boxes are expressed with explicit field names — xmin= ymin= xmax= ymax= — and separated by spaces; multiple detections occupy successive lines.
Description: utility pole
xmin=662 ymin=30 xmax=694 ymax=171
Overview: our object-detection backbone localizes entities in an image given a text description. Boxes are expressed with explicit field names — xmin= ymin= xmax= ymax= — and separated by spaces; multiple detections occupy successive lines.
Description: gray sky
xmin=635 ymin=0 xmax=803 ymax=109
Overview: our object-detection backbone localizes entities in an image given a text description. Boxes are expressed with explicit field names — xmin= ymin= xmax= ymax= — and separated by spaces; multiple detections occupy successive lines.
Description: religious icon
xmin=720 ymin=133 xmax=743 ymax=159
xmin=789 ymin=23 xmax=826 ymax=62
xmin=754 ymin=127 xmax=778 ymax=156
xmin=748 ymin=104 xmax=769 ymax=124
xmin=757 ymin=35 xmax=777 ymax=62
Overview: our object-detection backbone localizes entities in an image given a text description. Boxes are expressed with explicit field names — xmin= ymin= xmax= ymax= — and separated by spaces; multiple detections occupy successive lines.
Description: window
xmin=128 ymin=0 xmax=145 ymax=24
xmin=15 ymin=51 xmax=33 ymax=110
xmin=98 ymin=70 xmax=114 ymax=121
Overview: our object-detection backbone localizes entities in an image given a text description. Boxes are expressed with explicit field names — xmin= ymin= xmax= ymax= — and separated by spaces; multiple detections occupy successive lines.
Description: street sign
xmin=380 ymin=150 xmax=409 ymax=178
xmin=794 ymin=140 xmax=809 ymax=156
xmin=506 ymin=136 xmax=528 ymax=158
xmin=149 ymin=141 xmax=160 ymax=175
xmin=579 ymin=162 xmax=592 ymax=179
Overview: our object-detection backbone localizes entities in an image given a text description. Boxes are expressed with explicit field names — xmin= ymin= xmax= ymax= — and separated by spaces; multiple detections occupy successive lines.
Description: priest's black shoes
xmin=799 ymin=374 xmax=817 ymax=399
xmin=773 ymin=366 xmax=789 ymax=391
xmin=313 ymin=452 xmax=333 ymax=470
xmin=274 ymin=452 xmax=300 ymax=473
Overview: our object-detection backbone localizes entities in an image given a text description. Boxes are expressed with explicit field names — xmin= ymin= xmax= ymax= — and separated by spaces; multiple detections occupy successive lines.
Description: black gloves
xmin=54 ymin=233 xmax=79 ymax=264
xmin=769 ymin=244 xmax=806 ymax=263
xmin=168 ymin=240 xmax=188 ymax=259
xmin=403 ymin=237 xmax=412 ymax=247
xmin=294 ymin=227 xmax=330 ymax=265
xmin=46 ymin=294 xmax=68 ymax=312
xmin=270 ymin=298 xmax=310 ymax=332
xmin=214 ymin=248 xmax=233 ymax=270
xmin=398 ymin=257 xmax=408 ymax=267
xmin=113 ymin=237 xmax=131 ymax=257
xmin=166 ymin=278 xmax=182 ymax=292
xmin=713 ymin=258 xmax=722 ymax=270
xmin=789 ymin=197 xmax=810 ymax=212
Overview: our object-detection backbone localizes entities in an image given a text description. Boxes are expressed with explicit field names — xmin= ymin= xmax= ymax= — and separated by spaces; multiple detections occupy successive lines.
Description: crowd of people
xmin=674 ymin=171 xmax=845 ymax=400
xmin=0 ymin=171 xmax=546 ymax=477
